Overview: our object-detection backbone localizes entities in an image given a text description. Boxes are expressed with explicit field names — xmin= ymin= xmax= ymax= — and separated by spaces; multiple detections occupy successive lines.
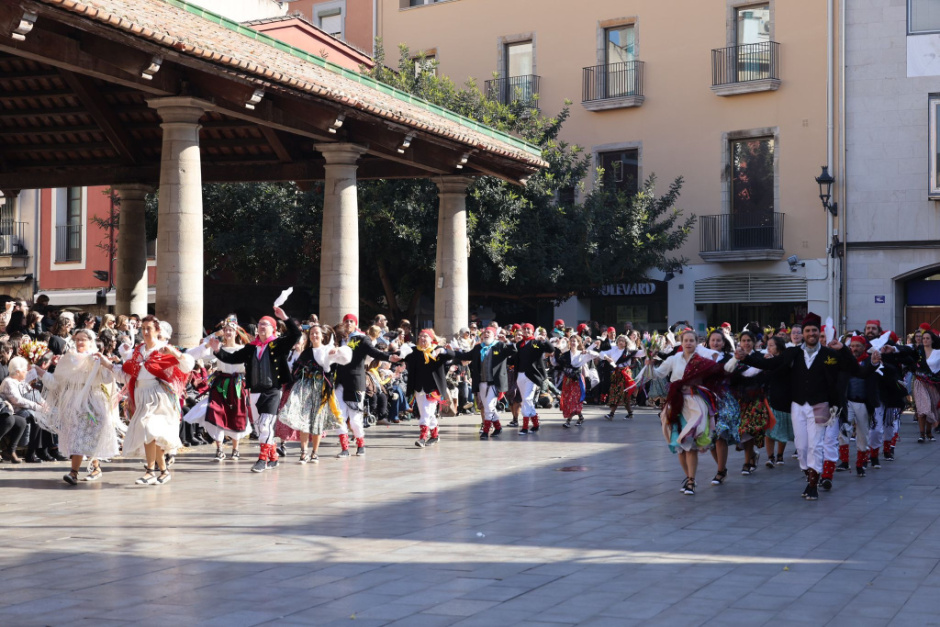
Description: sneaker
xmin=804 ymin=485 xmax=819 ymax=501
xmin=480 ymin=432 xmax=490 ymax=439
xmin=518 ymin=428 xmax=529 ymax=435
xmin=250 ymin=459 xmax=267 ymax=473
xmin=820 ymin=478 xmax=833 ymax=491
xmin=871 ymin=457 xmax=881 ymax=469
xmin=427 ymin=437 xmax=439 ymax=446
xmin=337 ymin=449 xmax=350 ymax=459
xmin=214 ymin=449 xmax=225 ymax=462
xmin=491 ymin=427 xmax=502 ymax=437
xmin=856 ymin=466 xmax=866 ymax=477
xmin=356 ymin=447 xmax=366 ymax=456
xmin=836 ymin=461 xmax=849 ymax=472
xmin=508 ymin=419 xmax=519 ymax=427
xmin=415 ymin=438 xmax=427 ymax=448
xmin=230 ymin=450 xmax=240 ymax=461
xmin=266 ymin=459 xmax=279 ymax=470
xmin=885 ymin=449 xmax=895 ymax=461
xmin=530 ymin=425 xmax=540 ymax=433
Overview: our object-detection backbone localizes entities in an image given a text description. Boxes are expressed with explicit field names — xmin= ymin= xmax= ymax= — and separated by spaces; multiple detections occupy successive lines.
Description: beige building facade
xmin=378 ymin=0 xmax=841 ymax=332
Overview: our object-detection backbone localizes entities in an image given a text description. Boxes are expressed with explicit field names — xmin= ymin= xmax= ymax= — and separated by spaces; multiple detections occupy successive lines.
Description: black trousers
xmin=0 ymin=411 xmax=26 ymax=453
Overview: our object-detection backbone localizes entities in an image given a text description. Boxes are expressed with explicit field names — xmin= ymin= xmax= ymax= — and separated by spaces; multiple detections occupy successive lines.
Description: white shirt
xmin=802 ymin=342 xmax=821 ymax=369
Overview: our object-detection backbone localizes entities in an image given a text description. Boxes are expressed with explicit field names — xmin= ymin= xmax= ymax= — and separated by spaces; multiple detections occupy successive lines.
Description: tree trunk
xmin=376 ymin=258 xmax=401 ymax=322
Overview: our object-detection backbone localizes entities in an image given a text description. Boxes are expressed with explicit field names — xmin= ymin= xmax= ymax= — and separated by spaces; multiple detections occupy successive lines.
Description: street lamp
xmin=815 ymin=166 xmax=837 ymax=216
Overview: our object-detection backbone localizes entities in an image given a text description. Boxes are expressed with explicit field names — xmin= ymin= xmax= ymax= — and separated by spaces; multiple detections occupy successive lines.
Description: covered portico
xmin=0 ymin=0 xmax=545 ymax=344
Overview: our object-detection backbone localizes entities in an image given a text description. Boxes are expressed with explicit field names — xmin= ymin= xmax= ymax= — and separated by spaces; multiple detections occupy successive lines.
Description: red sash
xmin=121 ymin=344 xmax=188 ymax=416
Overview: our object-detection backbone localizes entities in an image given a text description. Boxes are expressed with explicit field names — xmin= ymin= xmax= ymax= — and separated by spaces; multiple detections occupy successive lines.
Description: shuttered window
xmin=694 ymin=274 xmax=807 ymax=304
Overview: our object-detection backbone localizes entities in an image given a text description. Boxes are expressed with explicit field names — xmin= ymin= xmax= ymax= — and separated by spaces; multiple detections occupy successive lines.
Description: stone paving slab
xmin=1 ymin=406 xmax=939 ymax=625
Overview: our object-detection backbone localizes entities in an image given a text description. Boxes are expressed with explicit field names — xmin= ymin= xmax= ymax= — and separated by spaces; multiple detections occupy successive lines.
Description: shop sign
xmin=599 ymin=282 xmax=657 ymax=297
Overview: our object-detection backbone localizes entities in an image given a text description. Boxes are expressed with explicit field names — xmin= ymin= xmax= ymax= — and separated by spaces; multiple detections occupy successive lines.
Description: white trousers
xmin=416 ymin=394 xmax=439 ymax=429
xmin=334 ymin=385 xmax=364 ymax=439
xmin=791 ymin=402 xmax=827 ymax=473
xmin=869 ymin=405 xmax=886 ymax=451
xmin=843 ymin=401 xmax=871 ymax=455
xmin=518 ymin=373 xmax=539 ymax=417
xmin=478 ymin=383 xmax=500 ymax=423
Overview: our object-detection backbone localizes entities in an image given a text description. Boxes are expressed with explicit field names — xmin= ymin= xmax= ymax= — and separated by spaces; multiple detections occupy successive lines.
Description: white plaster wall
xmin=187 ymin=0 xmax=288 ymax=22
xmin=845 ymin=0 xmax=940 ymax=327
xmin=553 ymin=296 xmax=591 ymax=328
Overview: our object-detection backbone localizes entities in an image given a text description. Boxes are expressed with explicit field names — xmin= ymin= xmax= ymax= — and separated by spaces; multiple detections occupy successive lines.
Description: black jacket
xmin=515 ymin=338 xmax=555 ymax=385
xmin=744 ymin=344 xmax=867 ymax=407
xmin=334 ymin=335 xmax=394 ymax=401
xmin=403 ymin=347 xmax=454 ymax=397
xmin=453 ymin=341 xmax=517 ymax=394
xmin=214 ymin=317 xmax=301 ymax=393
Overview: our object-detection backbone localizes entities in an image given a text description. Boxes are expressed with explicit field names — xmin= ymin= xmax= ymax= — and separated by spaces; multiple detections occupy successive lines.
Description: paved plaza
xmin=2 ymin=405 xmax=940 ymax=626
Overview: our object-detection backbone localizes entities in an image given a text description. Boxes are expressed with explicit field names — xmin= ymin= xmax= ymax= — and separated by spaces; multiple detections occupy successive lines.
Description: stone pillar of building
xmin=114 ymin=184 xmax=151 ymax=318
xmin=434 ymin=176 xmax=474 ymax=339
xmin=315 ymin=143 xmax=368 ymax=325
xmin=147 ymin=97 xmax=207 ymax=347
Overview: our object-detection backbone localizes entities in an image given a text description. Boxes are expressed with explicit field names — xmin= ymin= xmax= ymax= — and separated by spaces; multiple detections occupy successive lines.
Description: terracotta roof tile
xmin=35 ymin=0 xmax=547 ymax=171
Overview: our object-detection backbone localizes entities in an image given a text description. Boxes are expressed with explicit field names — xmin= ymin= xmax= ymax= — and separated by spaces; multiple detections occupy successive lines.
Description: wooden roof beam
xmin=58 ymin=69 xmax=139 ymax=165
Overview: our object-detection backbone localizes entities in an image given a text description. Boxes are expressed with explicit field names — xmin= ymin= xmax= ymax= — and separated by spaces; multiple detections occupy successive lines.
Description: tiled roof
xmin=241 ymin=13 xmax=374 ymax=60
xmin=35 ymin=0 xmax=548 ymax=170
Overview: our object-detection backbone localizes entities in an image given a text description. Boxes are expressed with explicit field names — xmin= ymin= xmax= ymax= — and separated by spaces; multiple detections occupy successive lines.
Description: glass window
xmin=911 ymin=0 xmax=940 ymax=34
xmin=605 ymin=25 xmax=635 ymax=65
xmin=929 ymin=95 xmax=940 ymax=197
xmin=318 ymin=11 xmax=343 ymax=38
xmin=55 ymin=187 xmax=83 ymax=262
xmin=730 ymin=137 xmax=775 ymax=249
xmin=736 ymin=4 xmax=770 ymax=45
xmin=598 ymin=149 xmax=639 ymax=196
xmin=506 ymin=41 xmax=533 ymax=77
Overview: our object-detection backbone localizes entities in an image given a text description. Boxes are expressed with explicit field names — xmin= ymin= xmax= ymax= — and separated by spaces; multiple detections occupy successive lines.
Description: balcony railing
xmin=485 ymin=74 xmax=540 ymax=108
xmin=711 ymin=41 xmax=779 ymax=90
xmin=0 ymin=221 xmax=27 ymax=257
xmin=55 ymin=224 xmax=82 ymax=263
xmin=700 ymin=212 xmax=784 ymax=261
xmin=582 ymin=61 xmax=644 ymax=108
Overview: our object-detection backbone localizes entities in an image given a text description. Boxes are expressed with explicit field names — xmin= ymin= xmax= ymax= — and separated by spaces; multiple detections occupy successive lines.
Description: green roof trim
xmin=160 ymin=0 xmax=543 ymax=159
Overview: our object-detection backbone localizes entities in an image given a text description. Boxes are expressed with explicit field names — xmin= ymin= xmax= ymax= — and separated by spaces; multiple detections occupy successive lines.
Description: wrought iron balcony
xmin=711 ymin=41 xmax=780 ymax=96
xmin=582 ymin=61 xmax=644 ymax=111
xmin=55 ymin=224 xmax=82 ymax=262
xmin=700 ymin=212 xmax=785 ymax=262
xmin=485 ymin=74 xmax=540 ymax=109
xmin=0 ymin=221 xmax=27 ymax=257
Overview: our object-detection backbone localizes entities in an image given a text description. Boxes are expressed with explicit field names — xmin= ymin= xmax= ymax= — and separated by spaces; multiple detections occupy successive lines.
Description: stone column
xmin=147 ymin=97 xmax=207 ymax=347
xmin=114 ymin=184 xmax=151 ymax=317
xmin=315 ymin=143 xmax=367 ymax=325
xmin=434 ymin=176 xmax=473 ymax=338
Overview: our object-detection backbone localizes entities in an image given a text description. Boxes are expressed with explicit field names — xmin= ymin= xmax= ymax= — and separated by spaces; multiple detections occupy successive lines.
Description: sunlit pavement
xmin=1 ymin=405 xmax=938 ymax=626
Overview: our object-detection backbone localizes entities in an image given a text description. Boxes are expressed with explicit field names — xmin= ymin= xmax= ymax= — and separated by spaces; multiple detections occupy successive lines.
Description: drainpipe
xmin=31 ymin=189 xmax=39 ymax=297
xmin=840 ymin=0 xmax=848 ymax=330
xmin=372 ymin=0 xmax=377 ymax=56
xmin=827 ymin=0 xmax=836 ymax=326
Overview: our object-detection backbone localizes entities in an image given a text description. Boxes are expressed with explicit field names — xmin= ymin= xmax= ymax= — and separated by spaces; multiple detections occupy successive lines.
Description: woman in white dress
xmin=117 ymin=315 xmax=193 ymax=485
xmin=35 ymin=329 xmax=121 ymax=484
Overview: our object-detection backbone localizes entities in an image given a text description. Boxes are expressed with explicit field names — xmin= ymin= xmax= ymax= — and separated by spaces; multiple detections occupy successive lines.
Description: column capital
xmin=1 ymin=189 xmax=20 ymax=200
xmin=114 ymin=183 xmax=155 ymax=199
xmin=434 ymin=176 xmax=475 ymax=195
xmin=315 ymin=142 xmax=369 ymax=166
xmin=146 ymin=96 xmax=210 ymax=124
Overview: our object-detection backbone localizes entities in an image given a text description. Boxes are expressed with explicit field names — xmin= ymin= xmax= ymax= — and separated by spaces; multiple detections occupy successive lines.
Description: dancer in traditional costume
xmin=601 ymin=335 xmax=642 ymax=420
xmin=118 ymin=315 xmax=194 ymax=485
xmin=732 ymin=331 xmax=773 ymax=475
xmin=648 ymin=330 xmax=724 ymax=496
xmin=698 ymin=329 xmax=740 ymax=486
xmin=400 ymin=328 xmax=453 ymax=447
xmin=276 ymin=324 xmax=351 ymax=463
xmin=762 ymin=336 xmax=794 ymax=468
xmin=452 ymin=326 xmax=517 ymax=439
xmin=185 ymin=315 xmax=253 ymax=462
xmin=211 ymin=306 xmax=299 ymax=473
xmin=911 ymin=327 xmax=940 ymax=442
xmin=515 ymin=323 xmax=555 ymax=435
xmin=552 ymin=335 xmax=597 ymax=428
xmin=35 ymin=328 xmax=121 ymax=484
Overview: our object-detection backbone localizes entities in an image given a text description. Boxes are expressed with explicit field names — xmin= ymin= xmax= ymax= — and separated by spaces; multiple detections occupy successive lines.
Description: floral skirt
xmin=739 ymin=398 xmax=773 ymax=447
xmin=766 ymin=408 xmax=794 ymax=443
xmin=608 ymin=367 xmax=635 ymax=407
xmin=560 ymin=376 xmax=585 ymax=419
xmin=276 ymin=374 xmax=340 ymax=439
xmin=713 ymin=391 xmax=742 ymax=445
xmin=123 ymin=378 xmax=183 ymax=458
xmin=663 ymin=394 xmax=713 ymax=453
xmin=913 ymin=378 xmax=940 ymax=425
xmin=647 ymin=376 xmax=670 ymax=402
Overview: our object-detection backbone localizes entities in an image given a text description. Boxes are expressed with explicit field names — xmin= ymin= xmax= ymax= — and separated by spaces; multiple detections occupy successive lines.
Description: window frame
xmin=315 ymin=0 xmax=345 ymax=39
xmin=928 ymin=94 xmax=940 ymax=198
xmin=720 ymin=127 xmax=780 ymax=218
xmin=593 ymin=141 xmax=643 ymax=198
xmin=50 ymin=186 xmax=86 ymax=269
xmin=909 ymin=0 xmax=940 ymax=35
xmin=725 ymin=0 xmax=775 ymax=46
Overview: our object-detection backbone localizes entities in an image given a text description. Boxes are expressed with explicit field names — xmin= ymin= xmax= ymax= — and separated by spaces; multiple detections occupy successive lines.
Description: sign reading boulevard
xmin=598 ymin=282 xmax=658 ymax=297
